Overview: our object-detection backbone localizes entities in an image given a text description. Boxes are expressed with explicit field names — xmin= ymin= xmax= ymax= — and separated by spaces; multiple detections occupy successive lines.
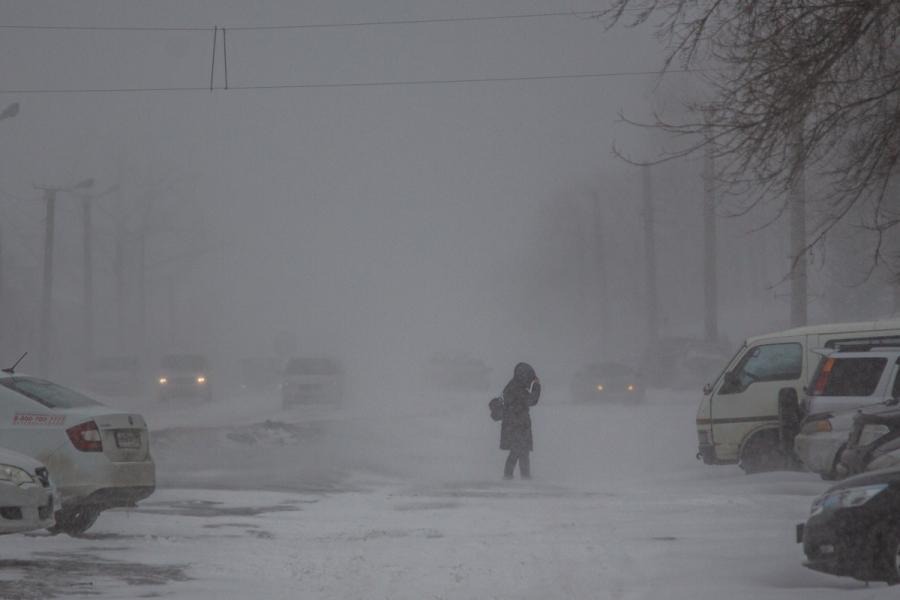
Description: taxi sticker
xmin=13 ymin=413 xmax=65 ymax=426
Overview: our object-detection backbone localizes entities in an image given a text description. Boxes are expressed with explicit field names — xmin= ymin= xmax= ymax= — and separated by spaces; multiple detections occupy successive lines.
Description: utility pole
xmin=703 ymin=141 xmax=719 ymax=342
xmin=82 ymin=196 xmax=94 ymax=361
xmin=38 ymin=189 xmax=57 ymax=375
xmin=789 ymin=129 xmax=808 ymax=327
xmin=592 ymin=191 xmax=610 ymax=353
xmin=114 ymin=225 xmax=126 ymax=351
xmin=642 ymin=165 xmax=659 ymax=346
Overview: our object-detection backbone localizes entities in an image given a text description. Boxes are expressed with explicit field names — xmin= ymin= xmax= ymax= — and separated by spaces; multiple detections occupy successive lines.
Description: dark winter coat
xmin=500 ymin=363 xmax=541 ymax=452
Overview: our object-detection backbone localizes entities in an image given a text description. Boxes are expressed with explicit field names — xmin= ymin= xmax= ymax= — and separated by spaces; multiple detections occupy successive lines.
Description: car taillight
xmin=812 ymin=357 xmax=835 ymax=395
xmin=66 ymin=420 xmax=103 ymax=452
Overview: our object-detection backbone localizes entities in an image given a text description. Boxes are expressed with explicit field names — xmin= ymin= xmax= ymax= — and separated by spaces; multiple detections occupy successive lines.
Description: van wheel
xmin=740 ymin=431 xmax=788 ymax=474
xmin=49 ymin=506 xmax=101 ymax=536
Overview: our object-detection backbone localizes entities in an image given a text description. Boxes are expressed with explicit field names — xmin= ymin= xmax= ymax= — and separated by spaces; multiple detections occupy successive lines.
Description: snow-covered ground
xmin=6 ymin=388 xmax=895 ymax=598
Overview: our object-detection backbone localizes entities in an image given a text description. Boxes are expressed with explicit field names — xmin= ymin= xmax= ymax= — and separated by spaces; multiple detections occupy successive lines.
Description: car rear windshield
xmin=810 ymin=357 xmax=888 ymax=396
xmin=0 ymin=377 xmax=102 ymax=409
xmin=162 ymin=355 xmax=208 ymax=371
xmin=286 ymin=358 xmax=339 ymax=375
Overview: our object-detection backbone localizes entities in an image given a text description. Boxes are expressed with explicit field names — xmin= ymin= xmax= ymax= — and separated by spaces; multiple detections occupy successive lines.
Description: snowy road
xmin=5 ymin=389 xmax=895 ymax=599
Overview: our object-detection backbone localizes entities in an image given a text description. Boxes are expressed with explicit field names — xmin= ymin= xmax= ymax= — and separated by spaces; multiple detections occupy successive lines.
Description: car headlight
xmin=627 ymin=384 xmax=636 ymax=392
xmin=801 ymin=417 xmax=832 ymax=435
xmin=0 ymin=464 xmax=35 ymax=486
xmin=159 ymin=377 xmax=168 ymax=385
xmin=596 ymin=384 xmax=604 ymax=392
xmin=196 ymin=376 xmax=206 ymax=384
xmin=810 ymin=483 xmax=888 ymax=516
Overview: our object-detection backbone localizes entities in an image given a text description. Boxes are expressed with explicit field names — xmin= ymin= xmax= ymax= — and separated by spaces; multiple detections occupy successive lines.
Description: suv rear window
xmin=0 ymin=377 xmax=102 ymax=409
xmin=810 ymin=357 xmax=887 ymax=396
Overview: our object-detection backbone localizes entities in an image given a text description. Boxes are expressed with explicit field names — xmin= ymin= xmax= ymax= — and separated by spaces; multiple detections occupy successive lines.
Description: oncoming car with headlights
xmin=570 ymin=362 xmax=645 ymax=403
xmin=0 ymin=447 xmax=55 ymax=534
xmin=798 ymin=467 xmax=900 ymax=583
xmin=0 ymin=372 xmax=154 ymax=535
xmin=158 ymin=353 xmax=212 ymax=402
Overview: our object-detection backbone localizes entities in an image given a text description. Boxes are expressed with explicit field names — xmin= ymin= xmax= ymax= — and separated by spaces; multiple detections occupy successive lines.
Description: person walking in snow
xmin=500 ymin=362 xmax=541 ymax=480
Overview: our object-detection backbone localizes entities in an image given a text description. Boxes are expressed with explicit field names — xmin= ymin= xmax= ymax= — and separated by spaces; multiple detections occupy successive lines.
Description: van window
xmin=809 ymin=357 xmax=887 ymax=396
xmin=719 ymin=343 xmax=802 ymax=395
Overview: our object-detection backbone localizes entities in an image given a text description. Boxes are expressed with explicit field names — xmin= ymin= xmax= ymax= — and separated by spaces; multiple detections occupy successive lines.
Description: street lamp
xmin=37 ymin=178 xmax=95 ymax=376
xmin=0 ymin=102 xmax=16 ymax=351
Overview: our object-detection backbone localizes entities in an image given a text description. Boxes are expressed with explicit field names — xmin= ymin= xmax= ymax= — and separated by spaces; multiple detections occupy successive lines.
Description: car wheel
xmin=739 ymin=431 xmax=788 ymax=474
xmin=870 ymin=525 xmax=900 ymax=584
xmin=49 ymin=505 xmax=101 ymax=537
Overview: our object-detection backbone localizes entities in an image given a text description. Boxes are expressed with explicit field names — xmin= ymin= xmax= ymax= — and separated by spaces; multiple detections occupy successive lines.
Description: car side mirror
xmin=724 ymin=371 xmax=740 ymax=388
xmin=703 ymin=383 xmax=713 ymax=396
xmin=886 ymin=397 xmax=900 ymax=407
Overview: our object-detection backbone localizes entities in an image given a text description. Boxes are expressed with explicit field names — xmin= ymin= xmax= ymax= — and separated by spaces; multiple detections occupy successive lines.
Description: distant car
xmin=570 ymin=362 xmax=645 ymax=403
xmin=0 ymin=447 xmax=55 ymax=535
xmin=794 ymin=348 xmax=900 ymax=479
xmin=158 ymin=353 xmax=212 ymax=402
xmin=85 ymin=355 xmax=142 ymax=398
xmin=798 ymin=466 xmax=900 ymax=583
xmin=282 ymin=357 xmax=343 ymax=408
xmin=238 ymin=357 xmax=283 ymax=393
xmin=0 ymin=372 xmax=154 ymax=535
xmin=643 ymin=337 xmax=732 ymax=390
xmin=425 ymin=353 xmax=491 ymax=392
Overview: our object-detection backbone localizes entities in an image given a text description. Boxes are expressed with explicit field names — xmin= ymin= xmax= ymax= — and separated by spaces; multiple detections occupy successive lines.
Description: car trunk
xmin=61 ymin=408 xmax=150 ymax=462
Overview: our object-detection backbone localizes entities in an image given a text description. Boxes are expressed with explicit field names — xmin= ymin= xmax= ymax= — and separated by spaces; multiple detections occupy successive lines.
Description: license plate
xmin=795 ymin=523 xmax=804 ymax=544
xmin=115 ymin=430 xmax=141 ymax=449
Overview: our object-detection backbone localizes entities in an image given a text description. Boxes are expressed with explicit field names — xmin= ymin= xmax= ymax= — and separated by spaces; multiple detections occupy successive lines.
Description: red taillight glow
xmin=812 ymin=357 xmax=835 ymax=395
xmin=66 ymin=420 xmax=103 ymax=452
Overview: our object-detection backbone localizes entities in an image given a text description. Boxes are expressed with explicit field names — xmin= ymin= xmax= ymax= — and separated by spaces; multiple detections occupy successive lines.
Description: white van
xmin=696 ymin=319 xmax=900 ymax=473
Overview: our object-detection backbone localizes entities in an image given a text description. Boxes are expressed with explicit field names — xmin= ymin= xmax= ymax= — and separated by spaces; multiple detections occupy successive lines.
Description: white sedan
xmin=0 ymin=446 xmax=56 ymax=534
xmin=0 ymin=372 xmax=155 ymax=535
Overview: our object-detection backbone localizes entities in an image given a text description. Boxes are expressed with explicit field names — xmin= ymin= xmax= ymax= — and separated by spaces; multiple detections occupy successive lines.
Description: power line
xmin=228 ymin=10 xmax=603 ymax=31
xmin=0 ymin=69 xmax=696 ymax=95
xmin=0 ymin=9 xmax=616 ymax=33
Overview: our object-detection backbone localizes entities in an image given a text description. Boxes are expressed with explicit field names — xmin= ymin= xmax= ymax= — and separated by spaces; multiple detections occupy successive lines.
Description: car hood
xmin=0 ymin=446 xmax=45 ymax=472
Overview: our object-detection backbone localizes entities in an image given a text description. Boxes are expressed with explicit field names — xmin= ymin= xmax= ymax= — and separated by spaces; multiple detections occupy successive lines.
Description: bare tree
xmin=604 ymin=1 xmax=900 ymax=274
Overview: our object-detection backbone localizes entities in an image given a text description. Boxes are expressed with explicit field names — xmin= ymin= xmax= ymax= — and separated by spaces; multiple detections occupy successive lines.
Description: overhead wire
xmin=0 ymin=69 xmax=697 ymax=95
xmin=0 ymin=9 xmax=630 ymax=32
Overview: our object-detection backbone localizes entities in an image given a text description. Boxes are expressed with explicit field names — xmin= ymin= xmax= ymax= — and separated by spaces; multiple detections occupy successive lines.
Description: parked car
xmin=282 ymin=357 xmax=343 ymax=408
xmin=425 ymin=353 xmax=491 ymax=392
xmin=839 ymin=409 xmax=900 ymax=478
xmin=0 ymin=372 xmax=155 ymax=535
xmin=0 ymin=447 xmax=56 ymax=535
xmin=642 ymin=337 xmax=732 ymax=390
xmin=794 ymin=348 xmax=900 ymax=479
xmin=696 ymin=319 xmax=900 ymax=473
xmin=570 ymin=362 xmax=645 ymax=403
xmin=798 ymin=466 xmax=900 ymax=583
xmin=84 ymin=355 xmax=142 ymax=398
xmin=158 ymin=353 xmax=212 ymax=402
xmin=238 ymin=356 xmax=282 ymax=393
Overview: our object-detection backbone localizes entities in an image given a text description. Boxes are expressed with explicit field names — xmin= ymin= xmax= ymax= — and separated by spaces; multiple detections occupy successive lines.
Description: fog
xmin=0 ymin=0 xmax=897 ymax=484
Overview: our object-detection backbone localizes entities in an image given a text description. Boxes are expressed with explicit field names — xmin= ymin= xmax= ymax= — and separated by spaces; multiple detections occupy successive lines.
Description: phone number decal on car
xmin=13 ymin=413 xmax=65 ymax=426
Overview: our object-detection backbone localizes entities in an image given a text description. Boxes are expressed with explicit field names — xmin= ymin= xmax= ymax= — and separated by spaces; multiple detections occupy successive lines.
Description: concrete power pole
xmin=703 ymin=143 xmax=719 ymax=342
xmin=642 ymin=165 xmax=659 ymax=346
xmin=592 ymin=191 xmax=610 ymax=353
xmin=38 ymin=189 xmax=57 ymax=375
xmin=82 ymin=196 xmax=94 ymax=362
xmin=789 ymin=130 xmax=808 ymax=327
